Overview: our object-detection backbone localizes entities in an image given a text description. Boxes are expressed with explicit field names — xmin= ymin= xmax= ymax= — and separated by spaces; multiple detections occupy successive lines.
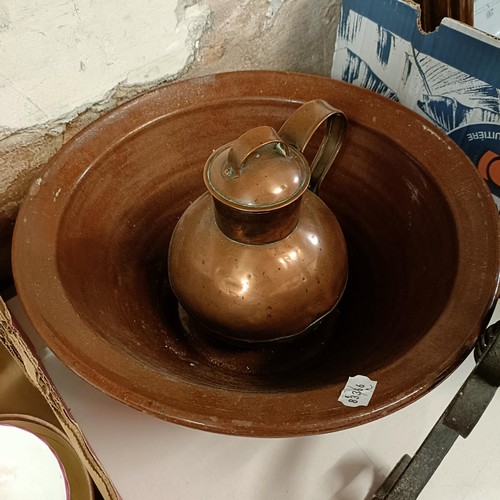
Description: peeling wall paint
xmin=0 ymin=0 xmax=211 ymax=135
xmin=0 ymin=0 xmax=341 ymax=281
xmin=266 ymin=0 xmax=286 ymax=23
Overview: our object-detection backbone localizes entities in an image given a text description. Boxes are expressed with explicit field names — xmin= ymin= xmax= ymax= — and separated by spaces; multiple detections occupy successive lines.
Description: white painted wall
xmin=0 ymin=0 xmax=210 ymax=135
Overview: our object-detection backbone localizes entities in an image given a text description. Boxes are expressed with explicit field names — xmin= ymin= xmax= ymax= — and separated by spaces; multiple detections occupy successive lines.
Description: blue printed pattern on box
xmin=332 ymin=0 xmax=500 ymax=206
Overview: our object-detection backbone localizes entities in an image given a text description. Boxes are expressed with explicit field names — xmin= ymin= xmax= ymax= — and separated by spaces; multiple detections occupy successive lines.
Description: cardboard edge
xmin=0 ymin=296 xmax=120 ymax=500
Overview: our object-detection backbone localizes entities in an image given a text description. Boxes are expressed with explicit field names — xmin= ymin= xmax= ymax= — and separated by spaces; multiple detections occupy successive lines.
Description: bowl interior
xmin=57 ymin=100 xmax=457 ymax=389
xmin=13 ymin=72 xmax=499 ymax=436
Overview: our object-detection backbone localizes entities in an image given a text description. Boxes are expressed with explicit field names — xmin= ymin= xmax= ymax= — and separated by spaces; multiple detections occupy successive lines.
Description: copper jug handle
xmin=278 ymin=99 xmax=347 ymax=193
xmin=227 ymin=126 xmax=289 ymax=174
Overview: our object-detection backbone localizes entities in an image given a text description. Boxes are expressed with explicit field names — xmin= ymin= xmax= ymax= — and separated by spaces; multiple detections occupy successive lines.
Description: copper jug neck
xmin=213 ymin=198 xmax=301 ymax=245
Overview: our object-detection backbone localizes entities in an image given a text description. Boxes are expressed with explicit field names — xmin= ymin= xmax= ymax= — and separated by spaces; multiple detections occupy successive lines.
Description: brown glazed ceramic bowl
xmin=12 ymin=71 xmax=500 ymax=437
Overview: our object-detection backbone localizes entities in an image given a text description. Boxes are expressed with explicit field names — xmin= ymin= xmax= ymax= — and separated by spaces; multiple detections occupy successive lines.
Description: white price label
xmin=338 ymin=375 xmax=377 ymax=407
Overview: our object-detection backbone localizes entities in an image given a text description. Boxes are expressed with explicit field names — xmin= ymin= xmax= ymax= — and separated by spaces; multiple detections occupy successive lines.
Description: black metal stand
xmin=373 ymin=318 xmax=500 ymax=499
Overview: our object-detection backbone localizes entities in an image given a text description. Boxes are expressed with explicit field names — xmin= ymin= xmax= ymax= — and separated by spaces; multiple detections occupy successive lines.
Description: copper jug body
xmin=168 ymin=100 xmax=348 ymax=344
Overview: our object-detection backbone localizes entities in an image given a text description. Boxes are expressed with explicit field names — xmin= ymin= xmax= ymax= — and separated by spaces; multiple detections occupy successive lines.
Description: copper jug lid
xmin=204 ymin=126 xmax=310 ymax=210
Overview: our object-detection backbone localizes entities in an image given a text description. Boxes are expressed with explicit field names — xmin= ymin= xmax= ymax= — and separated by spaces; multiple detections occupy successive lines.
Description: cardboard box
xmin=332 ymin=0 xmax=500 ymax=208
xmin=0 ymin=297 xmax=120 ymax=499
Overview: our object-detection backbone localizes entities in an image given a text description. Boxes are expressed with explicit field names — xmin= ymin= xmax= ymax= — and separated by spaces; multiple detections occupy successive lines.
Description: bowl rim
xmin=12 ymin=70 xmax=500 ymax=437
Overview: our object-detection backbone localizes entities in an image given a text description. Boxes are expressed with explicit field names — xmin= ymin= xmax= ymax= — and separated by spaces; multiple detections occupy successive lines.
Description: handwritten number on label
xmin=338 ymin=375 xmax=377 ymax=407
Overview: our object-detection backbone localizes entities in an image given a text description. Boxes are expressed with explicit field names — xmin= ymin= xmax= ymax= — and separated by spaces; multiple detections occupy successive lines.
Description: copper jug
xmin=168 ymin=100 xmax=348 ymax=344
